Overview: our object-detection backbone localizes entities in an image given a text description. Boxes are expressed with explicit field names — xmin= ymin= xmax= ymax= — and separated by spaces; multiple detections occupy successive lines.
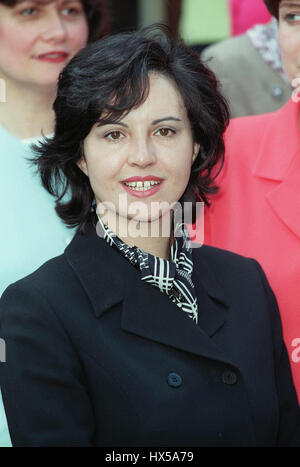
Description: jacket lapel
xmin=252 ymin=99 xmax=300 ymax=239
xmin=192 ymin=246 xmax=229 ymax=338
xmin=64 ymin=222 xmax=127 ymax=314
xmin=121 ymin=245 xmax=232 ymax=365
xmin=65 ymin=225 xmax=233 ymax=366
xmin=266 ymin=149 xmax=300 ymax=238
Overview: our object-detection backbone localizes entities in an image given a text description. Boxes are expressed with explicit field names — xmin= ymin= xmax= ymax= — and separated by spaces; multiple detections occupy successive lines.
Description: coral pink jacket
xmin=204 ymin=98 xmax=300 ymax=400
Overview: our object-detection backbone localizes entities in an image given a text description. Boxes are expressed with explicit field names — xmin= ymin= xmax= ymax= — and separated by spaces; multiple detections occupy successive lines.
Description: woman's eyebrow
xmin=280 ymin=1 xmax=300 ymax=9
xmin=16 ymin=0 xmax=79 ymax=6
xmin=96 ymin=120 xmax=128 ymax=128
xmin=96 ymin=116 xmax=182 ymax=128
xmin=16 ymin=0 xmax=53 ymax=5
xmin=152 ymin=117 xmax=182 ymax=125
xmin=61 ymin=0 xmax=83 ymax=5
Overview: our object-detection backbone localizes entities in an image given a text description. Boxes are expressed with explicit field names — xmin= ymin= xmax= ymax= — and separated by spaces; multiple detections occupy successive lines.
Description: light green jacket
xmin=0 ymin=125 xmax=75 ymax=446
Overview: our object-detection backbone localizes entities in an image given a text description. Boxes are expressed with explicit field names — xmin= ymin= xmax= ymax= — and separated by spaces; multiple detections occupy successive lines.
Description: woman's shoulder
xmin=226 ymin=111 xmax=274 ymax=145
xmin=226 ymin=99 xmax=292 ymax=145
xmin=202 ymin=33 xmax=253 ymax=63
xmin=0 ymin=253 xmax=75 ymax=305
xmin=0 ymin=124 xmax=23 ymax=149
xmin=194 ymin=243 xmax=258 ymax=272
xmin=193 ymin=244 xmax=271 ymax=301
xmin=0 ymin=251 xmax=88 ymax=339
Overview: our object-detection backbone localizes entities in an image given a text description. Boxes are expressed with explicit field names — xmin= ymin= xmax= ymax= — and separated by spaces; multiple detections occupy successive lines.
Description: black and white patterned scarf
xmin=96 ymin=215 xmax=198 ymax=324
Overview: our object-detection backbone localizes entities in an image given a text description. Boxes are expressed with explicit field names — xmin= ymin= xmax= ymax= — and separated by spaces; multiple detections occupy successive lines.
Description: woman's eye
xmin=285 ymin=13 xmax=300 ymax=22
xmin=105 ymin=131 xmax=124 ymax=141
xmin=61 ymin=7 xmax=82 ymax=16
xmin=20 ymin=7 xmax=37 ymax=16
xmin=155 ymin=128 xmax=175 ymax=137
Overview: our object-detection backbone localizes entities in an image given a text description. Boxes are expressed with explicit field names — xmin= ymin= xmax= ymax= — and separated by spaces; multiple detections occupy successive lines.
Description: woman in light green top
xmin=0 ymin=0 xmax=110 ymax=447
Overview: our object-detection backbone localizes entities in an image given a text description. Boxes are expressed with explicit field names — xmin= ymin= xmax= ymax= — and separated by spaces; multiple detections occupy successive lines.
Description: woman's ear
xmin=192 ymin=143 xmax=200 ymax=163
xmin=77 ymin=156 xmax=88 ymax=176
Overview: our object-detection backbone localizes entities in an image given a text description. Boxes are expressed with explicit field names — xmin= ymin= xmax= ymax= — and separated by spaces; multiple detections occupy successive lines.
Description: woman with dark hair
xmin=0 ymin=0 xmax=110 ymax=447
xmin=204 ymin=0 xmax=300 ymax=400
xmin=1 ymin=26 xmax=300 ymax=447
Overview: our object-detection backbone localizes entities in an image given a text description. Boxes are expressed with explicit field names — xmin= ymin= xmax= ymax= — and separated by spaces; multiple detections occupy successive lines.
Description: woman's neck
xmin=99 ymin=210 xmax=173 ymax=260
xmin=0 ymin=79 xmax=56 ymax=140
xmin=120 ymin=232 xmax=172 ymax=260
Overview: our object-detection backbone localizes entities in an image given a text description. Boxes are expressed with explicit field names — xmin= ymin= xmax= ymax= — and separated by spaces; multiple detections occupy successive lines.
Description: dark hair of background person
xmin=264 ymin=0 xmax=280 ymax=18
xmin=0 ymin=0 xmax=111 ymax=41
xmin=165 ymin=0 xmax=182 ymax=36
xmin=31 ymin=25 xmax=230 ymax=233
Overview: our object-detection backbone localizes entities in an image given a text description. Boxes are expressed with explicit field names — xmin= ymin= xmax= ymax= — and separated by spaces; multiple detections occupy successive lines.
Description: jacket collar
xmin=65 ymin=223 xmax=233 ymax=366
xmin=252 ymin=98 xmax=300 ymax=181
xmin=65 ymin=221 xmax=127 ymax=314
xmin=252 ymin=98 xmax=300 ymax=239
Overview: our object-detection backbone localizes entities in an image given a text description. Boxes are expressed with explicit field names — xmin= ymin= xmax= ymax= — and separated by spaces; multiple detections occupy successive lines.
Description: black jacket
xmin=0 ymin=223 xmax=299 ymax=446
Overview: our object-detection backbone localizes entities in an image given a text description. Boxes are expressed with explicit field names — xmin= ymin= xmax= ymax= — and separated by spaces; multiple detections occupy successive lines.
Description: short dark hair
xmin=264 ymin=0 xmax=281 ymax=18
xmin=0 ymin=0 xmax=111 ymax=41
xmin=32 ymin=25 xmax=229 ymax=233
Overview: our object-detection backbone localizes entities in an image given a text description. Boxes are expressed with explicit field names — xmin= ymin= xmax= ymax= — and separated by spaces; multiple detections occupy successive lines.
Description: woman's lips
xmin=121 ymin=178 xmax=163 ymax=198
xmin=34 ymin=52 xmax=69 ymax=63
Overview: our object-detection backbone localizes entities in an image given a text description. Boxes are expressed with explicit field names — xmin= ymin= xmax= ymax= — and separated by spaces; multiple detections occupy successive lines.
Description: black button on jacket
xmin=0 ymin=223 xmax=299 ymax=447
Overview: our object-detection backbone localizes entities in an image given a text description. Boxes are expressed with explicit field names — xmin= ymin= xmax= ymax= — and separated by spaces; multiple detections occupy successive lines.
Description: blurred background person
xmin=0 ymin=0 xmax=110 ymax=446
xmin=201 ymin=1 xmax=290 ymax=116
xmin=204 ymin=0 xmax=300 ymax=401
xmin=0 ymin=1 xmax=110 ymax=291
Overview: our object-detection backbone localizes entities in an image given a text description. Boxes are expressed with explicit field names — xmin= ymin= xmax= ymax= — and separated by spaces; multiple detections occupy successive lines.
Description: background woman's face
xmin=278 ymin=0 xmax=300 ymax=82
xmin=0 ymin=0 xmax=88 ymax=88
xmin=80 ymin=73 xmax=200 ymax=225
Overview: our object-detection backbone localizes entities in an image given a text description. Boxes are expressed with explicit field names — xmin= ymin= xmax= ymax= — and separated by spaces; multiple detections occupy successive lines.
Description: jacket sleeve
xmin=0 ymin=280 xmax=95 ymax=447
xmin=251 ymin=260 xmax=300 ymax=446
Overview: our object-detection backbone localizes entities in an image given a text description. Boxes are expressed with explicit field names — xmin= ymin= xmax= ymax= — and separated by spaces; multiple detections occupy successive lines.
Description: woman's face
xmin=79 ymin=73 xmax=200 ymax=227
xmin=0 ymin=0 xmax=88 ymax=88
xmin=278 ymin=0 xmax=300 ymax=82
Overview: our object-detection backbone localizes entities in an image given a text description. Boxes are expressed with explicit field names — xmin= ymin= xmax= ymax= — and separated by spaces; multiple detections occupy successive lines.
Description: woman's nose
xmin=40 ymin=13 xmax=68 ymax=43
xmin=127 ymin=139 xmax=157 ymax=167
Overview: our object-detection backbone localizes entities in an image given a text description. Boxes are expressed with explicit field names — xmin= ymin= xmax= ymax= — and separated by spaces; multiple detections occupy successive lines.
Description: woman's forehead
xmin=280 ymin=0 xmax=300 ymax=7
xmin=95 ymin=73 xmax=186 ymax=122
xmin=121 ymin=75 xmax=185 ymax=117
xmin=11 ymin=0 xmax=79 ymax=5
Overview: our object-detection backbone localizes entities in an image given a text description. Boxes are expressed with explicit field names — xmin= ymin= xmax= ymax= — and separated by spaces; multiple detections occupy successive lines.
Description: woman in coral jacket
xmin=204 ymin=0 xmax=300 ymax=399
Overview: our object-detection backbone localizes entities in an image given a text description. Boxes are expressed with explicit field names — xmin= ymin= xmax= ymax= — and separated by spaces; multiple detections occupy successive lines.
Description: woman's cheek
xmin=69 ymin=21 xmax=89 ymax=50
